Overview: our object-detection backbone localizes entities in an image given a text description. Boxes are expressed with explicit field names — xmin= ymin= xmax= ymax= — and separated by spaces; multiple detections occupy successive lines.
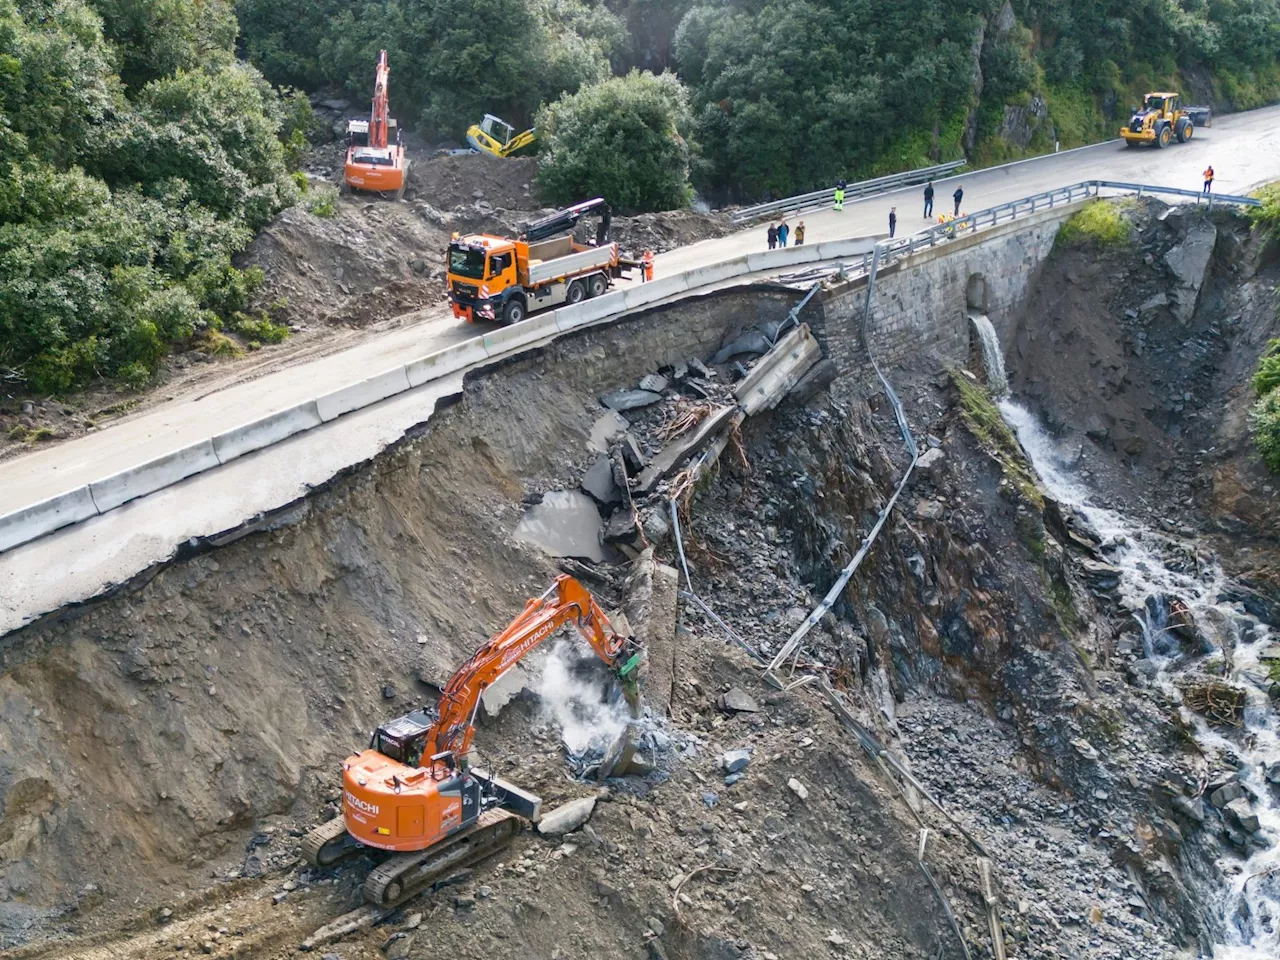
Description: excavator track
xmin=301 ymin=815 xmax=364 ymax=867
xmin=363 ymin=809 xmax=522 ymax=908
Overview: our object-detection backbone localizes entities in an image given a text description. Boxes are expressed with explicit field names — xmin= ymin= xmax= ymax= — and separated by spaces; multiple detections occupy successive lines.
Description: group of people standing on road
xmin=766 ymin=218 xmax=805 ymax=249
xmin=765 ymin=161 xmax=1222 ymax=252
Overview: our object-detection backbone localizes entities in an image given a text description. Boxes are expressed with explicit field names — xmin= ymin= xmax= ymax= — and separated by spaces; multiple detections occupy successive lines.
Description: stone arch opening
xmin=965 ymin=273 xmax=988 ymax=314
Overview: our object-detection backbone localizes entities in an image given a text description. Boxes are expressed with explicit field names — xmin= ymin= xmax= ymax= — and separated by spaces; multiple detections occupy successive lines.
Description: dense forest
xmin=2 ymin=0 xmax=1279 ymax=392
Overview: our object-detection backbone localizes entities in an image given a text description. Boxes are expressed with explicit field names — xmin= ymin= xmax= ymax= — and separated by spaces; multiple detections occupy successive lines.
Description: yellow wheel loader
xmin=466 ymin=114 xmax=535 ymax=158
xmin=1121 ymin=92 xmax=1211 ymax=149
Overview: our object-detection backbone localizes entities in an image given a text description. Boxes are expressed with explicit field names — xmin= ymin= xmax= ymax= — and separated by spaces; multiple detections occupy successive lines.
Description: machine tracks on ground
xmin=363 ymin=808 xmax=521 ymax=907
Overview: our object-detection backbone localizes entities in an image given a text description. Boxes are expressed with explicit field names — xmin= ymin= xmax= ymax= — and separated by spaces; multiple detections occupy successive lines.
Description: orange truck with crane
xmin=446 ymin=198 xmax=653 ymax=324
xmin=344 ymin=50 xmax=408 ymax=196
xmin=302 ymin=575 xmax=643 ymax=907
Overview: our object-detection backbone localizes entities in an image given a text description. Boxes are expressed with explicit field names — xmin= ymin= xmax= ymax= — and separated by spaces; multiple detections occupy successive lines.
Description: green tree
xmin=0 ymin=0 xmax=297 ymax=392
xmin=89 ymin=0 xmax=239 ymax=89
xmin=536 ymin=69 xmax=693 ymax=212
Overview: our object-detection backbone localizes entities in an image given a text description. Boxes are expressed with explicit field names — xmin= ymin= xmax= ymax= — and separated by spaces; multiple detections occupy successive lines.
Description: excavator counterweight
xmin=302 ymin=575 xmax=642 ymax=907
xmin=344 ymin=50 xmax=408 ymax=196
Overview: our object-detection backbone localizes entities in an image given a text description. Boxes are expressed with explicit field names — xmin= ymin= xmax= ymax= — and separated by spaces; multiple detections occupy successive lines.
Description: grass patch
xmin=230 ymin=312 xmax=290 ymax=346
xmin=950 ymin=369 xmax=1044 ymax=509
xmin=1058 ymin=199 xmax=1134 ymax=248
xmin=195 ymin=329 xmax=245 ymax=359
xmin=306 ymin=186 xmax=339 ymax=218
xmin=7 ymin=424 xmax=55 ymax=443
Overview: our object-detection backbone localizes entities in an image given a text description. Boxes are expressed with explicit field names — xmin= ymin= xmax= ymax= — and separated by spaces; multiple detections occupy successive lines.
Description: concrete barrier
xmin=480 ymin=313 xmax=561 ymax=359
xmin=315 ymin=366 xmax=413 ymax=422
xmin=90 ymin=439 xmax=221 ymax=512
xmin=0 ymin=487 xmax=100 ymax=553
xmin=404 ymin=337 xmax=490 ymax=388
xmin=746 ymin=245 xmax=823 ymax=273
xmin=621 ymin=274 xmax=690 ymax=311
xmin=815 ymin=237 xmax=879 ymax=261
xmin=680 ymin=257 xmax=750 ymax=290
xmin=212 ymin=401 xmax=324 ymax=464
xmin=554 ymin=293 xmax=624 ymax=332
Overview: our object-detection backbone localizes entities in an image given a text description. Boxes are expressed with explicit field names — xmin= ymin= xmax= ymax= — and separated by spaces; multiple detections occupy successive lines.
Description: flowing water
xmin=969 ymin=313 xmax=1008 ymax=396
xmin=998 ymin=397 xmax=1280 ymax=958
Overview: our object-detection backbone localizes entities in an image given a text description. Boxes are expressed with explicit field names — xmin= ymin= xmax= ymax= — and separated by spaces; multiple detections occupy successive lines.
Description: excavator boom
xmin=303 ymin=575 xmax=642 ymax=906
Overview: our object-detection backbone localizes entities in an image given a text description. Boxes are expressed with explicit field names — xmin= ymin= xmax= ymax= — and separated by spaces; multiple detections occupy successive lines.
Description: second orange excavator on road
xmin=302 ymin=575 xmax=643 ymax=907
xmin=344 ymin=50 xmax=408 ymax=197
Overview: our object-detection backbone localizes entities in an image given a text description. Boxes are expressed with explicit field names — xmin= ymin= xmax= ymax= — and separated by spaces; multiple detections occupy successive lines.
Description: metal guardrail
xmin=731 ymin=160 xmax=966 ymax=224
xmin=775 ymin=179 xmax=1260 ymax=288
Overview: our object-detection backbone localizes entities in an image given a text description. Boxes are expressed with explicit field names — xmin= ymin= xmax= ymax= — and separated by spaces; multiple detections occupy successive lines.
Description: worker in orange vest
xmin=643 ymin=250 xmax=655 ymax=282
xmin=1202 ymin=165 xmax=1214 ymax=194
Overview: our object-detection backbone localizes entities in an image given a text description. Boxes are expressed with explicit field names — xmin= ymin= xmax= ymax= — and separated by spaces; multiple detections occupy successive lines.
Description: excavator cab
xmin=480 ymin=114 xmax=515 ymax=148
xmin=371 ymin=711 xmax=433 ymax=769
xmin=466 ymin=114 xmax=536 ymax=158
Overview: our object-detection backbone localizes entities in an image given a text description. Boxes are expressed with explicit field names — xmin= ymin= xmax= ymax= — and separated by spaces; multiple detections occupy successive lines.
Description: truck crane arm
xmin=425 ymin=574 xmax=642 ymax=766
xmin=521 ymin=198 xmax=609 ymax=243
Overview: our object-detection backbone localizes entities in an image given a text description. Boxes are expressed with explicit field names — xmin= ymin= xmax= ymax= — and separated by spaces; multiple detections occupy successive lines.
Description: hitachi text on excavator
xmin=302 ymin=576 xmax=643 ymax=907
xmin=344 ymin=50 xmax=408 ymax=197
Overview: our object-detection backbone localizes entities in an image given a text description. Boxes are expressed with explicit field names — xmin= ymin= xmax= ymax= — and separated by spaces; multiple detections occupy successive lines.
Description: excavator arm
xmin=370 ymin=50 xmax=391 ymax=150
xmin=425 ymin=575 xmax=642 ymax=765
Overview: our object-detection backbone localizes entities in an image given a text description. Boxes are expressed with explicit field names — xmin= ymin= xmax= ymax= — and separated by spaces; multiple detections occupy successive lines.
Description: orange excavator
xmin=302 ymin=575 xmax=643 ymax=907
xmin=343 ymin=50 xmax=408 ymax=197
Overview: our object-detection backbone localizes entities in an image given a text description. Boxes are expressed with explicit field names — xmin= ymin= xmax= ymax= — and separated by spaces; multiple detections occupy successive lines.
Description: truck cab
xmin=446 ymin=236 xmax=525 ymax=323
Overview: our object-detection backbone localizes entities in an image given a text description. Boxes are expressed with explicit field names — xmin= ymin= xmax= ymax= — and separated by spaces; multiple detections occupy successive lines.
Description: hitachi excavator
xmin=344 ymin=50 xmax=408 ymax=197
xmin=302 ymin=575 xmax=642 ymax=907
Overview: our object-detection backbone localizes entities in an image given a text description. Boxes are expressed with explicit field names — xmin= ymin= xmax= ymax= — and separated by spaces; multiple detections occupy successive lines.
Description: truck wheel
xmin=502 ymin=298 xmax=526 ymax=324
xmin=1176 ymin=118 xmax=1192 ymax=142
xmin=1156 ymin=124 xmax=1171 ymax=148
xmin=566 ymin=280 xmax=586 ymax=305
xmin=587 ymin=274 xmax=608 ymax=298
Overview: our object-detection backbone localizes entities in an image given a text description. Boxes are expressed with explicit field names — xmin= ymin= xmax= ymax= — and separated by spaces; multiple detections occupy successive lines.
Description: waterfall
xmin=969 ymin=313 xmax=1008 ymax=396
xmin=999 ymin=398 xmax=1280 ymax=959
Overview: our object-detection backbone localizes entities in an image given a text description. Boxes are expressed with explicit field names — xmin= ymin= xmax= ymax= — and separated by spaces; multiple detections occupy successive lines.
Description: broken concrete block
xmin=624 ymin=547 xmax=680 ymax=718
xmin=603 ymin=509 xmax=640 ymax=544
xmin=600 ymin=388 xmax=662 ymax=412
xmin=688 ymin=358 xmax=714 ymax=379
xmin=638 ymin=373 xmax=669 ymax=394
xmin=636 ymin=405 xmax=739 ymax=494
xmin=580 ymin=455 xmax=621 ymax=504
xmin=722 ymin=748 xmax=752 ymax=774
xmin=641 ymin=506 xmax=671 ymax=545
xmin=785 ymin=358 xmax=837 ymax=407
xmin=787 ymin=778 xmax=809 ymax=801
xmin=589 ymin=410 xmax=630 ymax=453
xmin=618 ymin=433 xmax=647 ymax=472
xmin=718 ymin=686 xmax=759 ymax=713
xmin=537 ymin=797 xmax=597 ymax=835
